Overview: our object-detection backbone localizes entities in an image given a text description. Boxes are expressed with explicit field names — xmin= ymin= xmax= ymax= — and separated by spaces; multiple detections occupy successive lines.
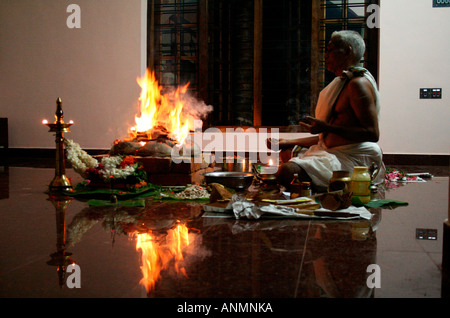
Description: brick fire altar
xmin=135 ymin=156 xmax=214 ymax=186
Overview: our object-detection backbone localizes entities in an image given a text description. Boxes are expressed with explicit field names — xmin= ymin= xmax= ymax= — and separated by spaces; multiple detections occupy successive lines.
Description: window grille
xmin=151 ymin=0 xmax=199 ymax=91
xmin=319 ymin=0 xmax=370 ymax=88
xmin=147 ymin=0 xmax=379 ymax=127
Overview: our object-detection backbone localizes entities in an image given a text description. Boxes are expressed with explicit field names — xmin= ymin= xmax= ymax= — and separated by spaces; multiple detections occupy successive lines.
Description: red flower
xmin=120 ymin=156 xmax=136 ymax=168
xmin=134 ymin=181 xmax=147 ymax=189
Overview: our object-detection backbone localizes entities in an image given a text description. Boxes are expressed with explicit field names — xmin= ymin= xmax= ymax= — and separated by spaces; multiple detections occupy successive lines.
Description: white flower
xmin=99 ymin=155 xmax=135 ymax=181
xmin=64 ymin=138 xmax=98 ymax=177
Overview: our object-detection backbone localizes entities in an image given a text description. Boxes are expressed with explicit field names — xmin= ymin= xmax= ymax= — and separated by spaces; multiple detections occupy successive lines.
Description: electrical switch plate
xmin=420 ymin=88 xmax=442 ymax=99
xmin=416 ymin=228 xmax=438 ymax=240
xmin=431 ymin=88 xmax=442 ymax=99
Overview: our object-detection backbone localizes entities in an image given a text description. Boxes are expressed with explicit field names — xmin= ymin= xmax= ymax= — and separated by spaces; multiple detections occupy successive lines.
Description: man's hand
xmin=267 ymin=138 xmax=292 ymax=150
xmin=266 ymin=138 xmax=280 ymax=150
xmin=299 ymin=116 xmax=328 ymax=135
xmin=267 ymin=135 xmax=320 ymax=150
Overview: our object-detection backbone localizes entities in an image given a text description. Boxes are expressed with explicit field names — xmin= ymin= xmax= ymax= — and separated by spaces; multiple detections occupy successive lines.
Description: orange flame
xmin=132 ymin=69 xmax=191 ymax=144
xmin=134 ymin=222 xmax=190 ymax=293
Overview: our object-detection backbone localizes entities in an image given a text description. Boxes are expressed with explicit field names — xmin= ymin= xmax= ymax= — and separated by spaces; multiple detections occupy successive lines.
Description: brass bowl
xmin=203 ymin=172 xmax=254 ymax=190
xmin=259 ymin=174 xmax=277 ymax=185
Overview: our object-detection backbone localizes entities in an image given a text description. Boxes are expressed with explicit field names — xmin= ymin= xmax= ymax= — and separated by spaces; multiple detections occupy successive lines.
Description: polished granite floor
xmin=0 ymin=159 xmax=448 ymax=301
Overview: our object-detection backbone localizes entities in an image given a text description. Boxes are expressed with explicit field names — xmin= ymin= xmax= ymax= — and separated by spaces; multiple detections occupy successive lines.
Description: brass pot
xmin=328 ymin=170 xmax=351 ymax=193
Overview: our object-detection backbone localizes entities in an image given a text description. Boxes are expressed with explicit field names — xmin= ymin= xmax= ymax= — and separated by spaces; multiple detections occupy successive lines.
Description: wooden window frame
xmin=146 ymin=0 xmax=379 ymax=132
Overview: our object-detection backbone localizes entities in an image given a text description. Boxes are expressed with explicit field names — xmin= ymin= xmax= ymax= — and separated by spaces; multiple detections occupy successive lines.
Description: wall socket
xmin=420 ymin=88 xmax=442 ymax=99
xmin=416 ymin=228 xmax=438 ymax=240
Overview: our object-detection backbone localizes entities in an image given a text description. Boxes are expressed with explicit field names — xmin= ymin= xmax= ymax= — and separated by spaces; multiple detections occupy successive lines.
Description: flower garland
xmin=96 ymin=156 xmax=135 ymax=181
xmin=66 ymin=207 xmax=139 ymax=247
xmin=64 ymin=138 xmax=147 ymax=187
xmin=64 ymin=138 xmax=98 ymax=178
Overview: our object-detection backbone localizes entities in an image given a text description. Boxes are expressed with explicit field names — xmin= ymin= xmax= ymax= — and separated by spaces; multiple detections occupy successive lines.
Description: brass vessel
xmin=43 ymin=98 xmax=74 ymax=192
xmin=328 ymin=170 xmax=351 ymax=193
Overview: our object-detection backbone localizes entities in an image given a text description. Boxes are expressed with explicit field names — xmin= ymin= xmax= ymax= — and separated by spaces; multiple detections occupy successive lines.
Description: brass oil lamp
xmin=43 ymin=98 xmax=74 ymax=192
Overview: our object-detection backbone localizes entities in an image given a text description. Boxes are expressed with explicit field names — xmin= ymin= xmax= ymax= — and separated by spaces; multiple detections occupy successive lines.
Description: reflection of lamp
xmin=43 ymin=98 xmax=74 ymax=192
xmin=46 ymin=194 xmax=75 ymax=287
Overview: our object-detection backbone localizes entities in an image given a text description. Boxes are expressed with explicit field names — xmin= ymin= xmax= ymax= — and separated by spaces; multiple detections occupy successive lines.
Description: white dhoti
xmin=289 ymin=68 xmax=386 ymax=189
xmin=290 ymin=142 xmax=386 ymax=189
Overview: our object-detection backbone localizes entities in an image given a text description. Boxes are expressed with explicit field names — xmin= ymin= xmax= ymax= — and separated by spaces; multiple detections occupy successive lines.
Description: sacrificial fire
xmin=132 ymin=69 xmax=189 ymax=145
xmin=131 ymin=69 xmax=212 ymax=144
xmin=110 ymin=69 xmax=212 ymax=158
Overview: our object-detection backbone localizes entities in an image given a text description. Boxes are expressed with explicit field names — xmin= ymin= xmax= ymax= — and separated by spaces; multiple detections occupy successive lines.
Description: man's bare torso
xmin=323 ymin=76 xmax=377 ymax=148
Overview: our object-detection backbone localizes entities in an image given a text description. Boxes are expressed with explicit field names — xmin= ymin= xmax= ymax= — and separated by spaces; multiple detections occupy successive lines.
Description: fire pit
xmin=104 ymin=69 xmax=214 ymax=186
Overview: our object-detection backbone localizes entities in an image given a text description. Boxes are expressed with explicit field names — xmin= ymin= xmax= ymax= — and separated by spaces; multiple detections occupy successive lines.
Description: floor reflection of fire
xmin=133 ymin=222 xmax=190 ymax=293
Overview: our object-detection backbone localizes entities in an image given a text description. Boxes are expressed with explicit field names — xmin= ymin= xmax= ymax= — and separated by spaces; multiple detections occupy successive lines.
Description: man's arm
xmin=267 ymin=136 xmax=319 ymax=150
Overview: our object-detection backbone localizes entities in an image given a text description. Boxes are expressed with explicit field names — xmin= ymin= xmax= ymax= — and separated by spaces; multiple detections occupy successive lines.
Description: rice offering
xmin=174 ymin=184 xmax=210 ymax=200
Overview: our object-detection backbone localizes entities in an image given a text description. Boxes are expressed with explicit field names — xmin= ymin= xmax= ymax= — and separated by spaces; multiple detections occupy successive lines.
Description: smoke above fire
xmin=173 ymin=88 xmax=213 ymax=127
